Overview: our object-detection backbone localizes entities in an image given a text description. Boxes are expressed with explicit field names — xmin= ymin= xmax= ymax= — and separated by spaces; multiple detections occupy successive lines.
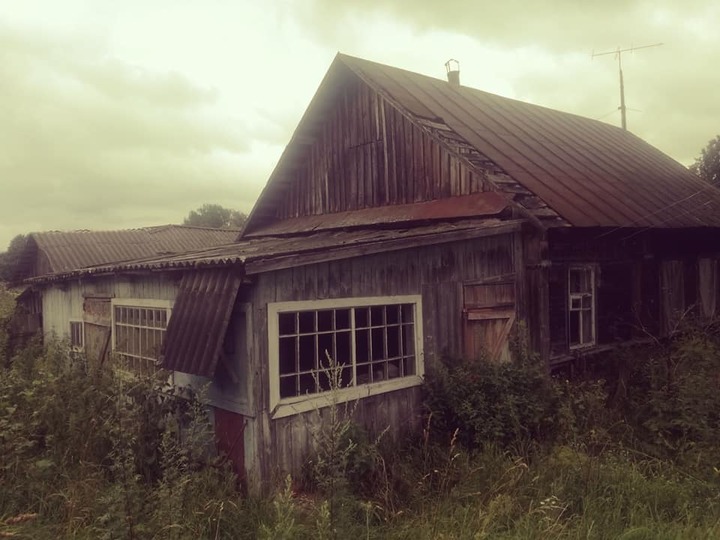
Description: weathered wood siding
xmin=276 ymin=82 xmax=488 ymax=219
xmin=41 ymin=275 xmax=179 ymax=345
xmin=245 ymin=232 xmax=519 ymax=487
xmin=547 ymin=228 xmax=720 ymax=361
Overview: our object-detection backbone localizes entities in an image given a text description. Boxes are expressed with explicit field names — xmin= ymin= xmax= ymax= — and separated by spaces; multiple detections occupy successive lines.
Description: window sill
xmin=270 ymin=375 xmax=424 ymax=420
xmin=569 ymin=343 xmax=596 ymax=351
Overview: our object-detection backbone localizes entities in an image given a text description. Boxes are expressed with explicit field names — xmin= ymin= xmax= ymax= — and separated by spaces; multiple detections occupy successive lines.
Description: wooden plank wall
xmin=41 ymin=274 xmax=180 ymax=347
xmin=547 ymin=228 xmax=720 ymax=360
xmin=276 ymin=82 xmax=487 ymax=219
xmin=245 ymin=233 xmax=518 ymax=487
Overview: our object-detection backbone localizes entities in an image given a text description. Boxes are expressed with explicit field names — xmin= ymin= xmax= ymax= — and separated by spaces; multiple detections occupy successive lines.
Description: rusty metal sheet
xmin=248 ymin=191 xmax=509 ymax=236
xmin=160 ymin=267 xmax=242 ymax=377
xmin=362 ymin=54 xmax=720 ymax=228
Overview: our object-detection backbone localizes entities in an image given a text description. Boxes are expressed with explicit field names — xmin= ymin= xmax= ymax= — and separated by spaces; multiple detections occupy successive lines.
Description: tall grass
xmin=2 ymin=317 xmax=720 ymax=538
xmin=0 ymin=340 xmax=259 ymax=539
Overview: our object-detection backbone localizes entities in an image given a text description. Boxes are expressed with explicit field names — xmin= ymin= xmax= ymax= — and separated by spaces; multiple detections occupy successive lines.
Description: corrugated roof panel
xmin=29 ymin=219 xmax=519 ymax=282
xmin=160 ymin=268 xmax=242 ymax=377
xmin=30 ymin=225 xmax=239 ymax=275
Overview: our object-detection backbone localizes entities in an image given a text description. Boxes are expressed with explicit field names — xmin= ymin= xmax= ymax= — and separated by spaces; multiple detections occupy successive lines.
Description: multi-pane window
xmin=70 ymin=321 xmax=84 ymax=351
xmin=274 ymin=300 xmax=419 ymax=402
xmin=568 ymin=266 xmax=595 ymax=348
xmin=113 ymin=304 xmax=170 ymax=373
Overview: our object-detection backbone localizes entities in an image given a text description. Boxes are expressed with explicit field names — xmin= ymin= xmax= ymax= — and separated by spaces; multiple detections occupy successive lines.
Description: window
xmin=568 ymin=266 xmax=596 ymax=348
xmin=269 ymin=296 xmax=424 ymax=417
xmin=112 ymin=300 xmax=171 ymax=373
xmin=70 ymin=321 xmax=84 ymax=351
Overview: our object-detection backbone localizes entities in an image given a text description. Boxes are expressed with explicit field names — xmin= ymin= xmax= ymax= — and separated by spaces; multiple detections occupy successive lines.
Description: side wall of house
xmin=547 ymin=228 xmax=720 ymax=362
xmin=41 ymin=275 xmax=179 ymax=359
xmin=244 ymin=232 xmax=521 ymax=489
xmin=274 ymin=82 xmax=490 ymax=221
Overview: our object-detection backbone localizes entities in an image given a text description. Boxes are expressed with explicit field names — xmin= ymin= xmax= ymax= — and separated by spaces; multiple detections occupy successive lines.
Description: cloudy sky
xmin=1 ymin=0 xmax=718 ymax=250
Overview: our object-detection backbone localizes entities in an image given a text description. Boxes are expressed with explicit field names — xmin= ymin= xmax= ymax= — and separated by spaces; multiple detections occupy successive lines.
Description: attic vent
xmin=445 ymin=59 xmax=460 ymax=86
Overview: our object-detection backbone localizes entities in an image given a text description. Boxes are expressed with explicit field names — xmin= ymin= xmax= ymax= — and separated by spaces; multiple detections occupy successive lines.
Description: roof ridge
xmin=337 ymin=52 xmax=634 ymax=136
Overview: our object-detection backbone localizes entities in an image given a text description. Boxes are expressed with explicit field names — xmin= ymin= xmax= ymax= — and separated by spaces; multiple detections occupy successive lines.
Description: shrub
xmin=0 ymin=340 xmax=253 ymax=538
xmin=620 ymin=327 xmax=720 ymax=460
xmin=423 ymin=354 xmax=563 ymax=451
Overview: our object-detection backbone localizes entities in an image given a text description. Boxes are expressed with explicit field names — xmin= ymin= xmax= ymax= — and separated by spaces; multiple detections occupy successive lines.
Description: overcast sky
xmin=1 ymin=0 xmax=718 ymax=250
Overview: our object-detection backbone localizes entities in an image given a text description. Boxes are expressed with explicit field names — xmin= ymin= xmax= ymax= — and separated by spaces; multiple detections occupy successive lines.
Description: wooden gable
xmin=277 ymin=81 xmax=490 ymax=220
xmin=242 ymin=63 xmax=496 ymax=236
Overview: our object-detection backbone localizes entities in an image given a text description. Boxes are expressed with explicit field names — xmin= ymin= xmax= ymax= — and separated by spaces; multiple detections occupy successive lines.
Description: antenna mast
xmin=592 ymin=43 xmax=662 ymax=131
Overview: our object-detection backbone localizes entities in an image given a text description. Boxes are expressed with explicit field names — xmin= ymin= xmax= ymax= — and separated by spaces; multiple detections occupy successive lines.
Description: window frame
xmin=111 ymin=298 xmax=173 ymax=372
xmin=268 ymin=295 xmax=424 ymax=419
xmin=69 ymin=320 xmax=85 ymax=351
xmin=567 ymin=265 xmax=597 ymax=350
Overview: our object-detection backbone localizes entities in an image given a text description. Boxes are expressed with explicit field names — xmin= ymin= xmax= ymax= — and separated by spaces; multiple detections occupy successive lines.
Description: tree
xmin=690 ymin=135 xmax=720 ymax=187
xmin=0 ymin=234 xmax=28 ymax=282
xmin=182 ymin=204 xmax=247 ymax=229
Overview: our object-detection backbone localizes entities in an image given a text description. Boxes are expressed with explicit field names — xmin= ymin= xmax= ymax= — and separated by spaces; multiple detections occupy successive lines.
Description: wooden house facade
xmin=19 ymin=54 xmax=720 ymax=492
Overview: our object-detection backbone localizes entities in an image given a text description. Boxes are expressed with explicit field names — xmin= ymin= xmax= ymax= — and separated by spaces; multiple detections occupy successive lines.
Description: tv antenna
xmin=592 ymin=43 xmax=663 ymax=131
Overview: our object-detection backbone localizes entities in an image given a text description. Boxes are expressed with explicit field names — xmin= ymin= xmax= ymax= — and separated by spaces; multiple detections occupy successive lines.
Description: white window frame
xmin=69 ymin=320 xmax=85 ymax=351
xmin=111 ymin=298 xmax=173 ymax=371
xmin=268 ymin=295 xmax=424 ymax=419
xmin=568 ymin=265 xmax=596 ymax=349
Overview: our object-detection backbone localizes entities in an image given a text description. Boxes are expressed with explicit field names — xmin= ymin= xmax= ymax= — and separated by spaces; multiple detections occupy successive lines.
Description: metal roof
xmin=25 ymin=225 xmax=239 ymax=277
xmin=243 ymin=54 xmax=720 ymax=233
xmin=247 ymin=191 xmax=509 ymax=236
xmin=160 ymin=267 xmax=242 ymax=377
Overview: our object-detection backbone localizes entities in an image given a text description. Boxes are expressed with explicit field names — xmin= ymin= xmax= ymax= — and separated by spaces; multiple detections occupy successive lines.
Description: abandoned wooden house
xmin=18 ymin=54 xmax=720 ymax=491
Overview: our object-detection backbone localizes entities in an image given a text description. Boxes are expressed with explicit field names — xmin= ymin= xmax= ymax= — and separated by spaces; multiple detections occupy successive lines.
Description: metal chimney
xmin=445 ymin=59 xmax=460 ymax=86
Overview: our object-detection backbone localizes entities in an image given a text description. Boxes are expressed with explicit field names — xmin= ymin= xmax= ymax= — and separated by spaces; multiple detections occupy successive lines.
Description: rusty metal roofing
xmin=26 ymin=225 xmax=239 ymax=277
xmin=248 ymin=191 xmax=509 ymax=236
xmin=160 ymin=268 xmax=242 ymax=377
xmin=341 ymin=54 xmax=720 ymax=228
xmin=28 ymin=219 xmax=521 ymax=283
xmin=243 ymin=54 xmax=720 ymax=233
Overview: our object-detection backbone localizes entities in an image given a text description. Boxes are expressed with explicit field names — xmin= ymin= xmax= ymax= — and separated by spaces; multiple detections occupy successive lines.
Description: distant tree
xmin=0 ymin=234 xmax=28 ymax=282
xmin=182 ymin=204 xmax=247 ymax=229
xmin=690 ymin=135 xmax=720 ymax=187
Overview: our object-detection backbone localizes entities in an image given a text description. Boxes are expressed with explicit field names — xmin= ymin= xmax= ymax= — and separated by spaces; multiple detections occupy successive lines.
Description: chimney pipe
xmin=445 ymin=59 xmax=460 ymax=86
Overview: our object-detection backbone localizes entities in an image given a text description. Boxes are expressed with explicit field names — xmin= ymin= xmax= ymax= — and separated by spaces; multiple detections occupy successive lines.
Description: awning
xmin=160 ymin=267 xmax=243 ymax=377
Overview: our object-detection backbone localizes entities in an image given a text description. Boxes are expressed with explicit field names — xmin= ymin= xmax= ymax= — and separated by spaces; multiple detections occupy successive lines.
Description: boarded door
xmin=463 ymin=281 xmax=516 ymax=362
xmin=83 ymin=297 xmax=112 ymax=367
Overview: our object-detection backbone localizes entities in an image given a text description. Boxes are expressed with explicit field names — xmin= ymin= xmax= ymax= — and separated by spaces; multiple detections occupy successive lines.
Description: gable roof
xmin=17 ymin=225 xmax=239 ymax=279
xmin=243 ymin=53 xmax=720 ymax=234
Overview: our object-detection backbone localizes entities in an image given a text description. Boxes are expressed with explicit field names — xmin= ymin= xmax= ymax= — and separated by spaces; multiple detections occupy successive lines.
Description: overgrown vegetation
xmin=2 ymin=311 xmax=720 ymax=538
xmin=0 ymin=340 xmax=255 ymax=539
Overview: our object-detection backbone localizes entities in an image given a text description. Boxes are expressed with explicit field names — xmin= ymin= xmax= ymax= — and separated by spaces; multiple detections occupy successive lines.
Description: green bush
xmin=0 ymin=340 xmax=256 ymax=538
xmin=619 ymin=327 xmax=720 ymax=460
xmin=423 ymin=354 xmax=564 ymax=451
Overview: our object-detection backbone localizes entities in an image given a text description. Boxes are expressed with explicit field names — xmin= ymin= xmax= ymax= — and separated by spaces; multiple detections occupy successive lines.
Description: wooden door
xmin=463 ymin=281 xmax=516 ymax=362
xmin=214 ymin=407 xmax=247 ymax=491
